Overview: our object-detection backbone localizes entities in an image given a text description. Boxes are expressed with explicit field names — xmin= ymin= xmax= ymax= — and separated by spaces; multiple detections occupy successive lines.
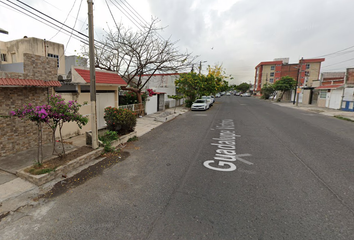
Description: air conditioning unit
xmin=57 ymin=74 xmax=71 ymax=82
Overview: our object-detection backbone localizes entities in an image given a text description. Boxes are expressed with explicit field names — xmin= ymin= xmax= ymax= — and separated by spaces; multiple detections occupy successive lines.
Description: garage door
xmin=97 ymin=93 xmax=116 ymax=129
xmin=329 ymin=89 xmax=343 ymax=109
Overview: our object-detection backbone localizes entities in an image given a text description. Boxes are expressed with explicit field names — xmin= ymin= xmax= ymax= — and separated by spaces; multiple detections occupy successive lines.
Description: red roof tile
xmin=0 ymin=78 xmax=61 ymax=87
xmin=316 ymin=84 xmax=344 ymax=89
xmin=75 ymin=68 xmax=127 ymax=85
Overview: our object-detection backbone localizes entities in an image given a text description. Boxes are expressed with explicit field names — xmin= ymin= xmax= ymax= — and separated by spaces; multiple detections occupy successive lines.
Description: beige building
xmin=0 ymin=37 xmax=65 ymax=75
xmin=55 ymin=67 xmax=127 ymax=138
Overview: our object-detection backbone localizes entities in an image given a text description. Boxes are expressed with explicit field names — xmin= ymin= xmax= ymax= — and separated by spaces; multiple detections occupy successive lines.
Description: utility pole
xmin=199 ymin=61 xmax=207 ymax=75
xmin=295 ymin=57 xmax=303 ymax=106
xmin=88 ymin=0 xmax=98 ymax=149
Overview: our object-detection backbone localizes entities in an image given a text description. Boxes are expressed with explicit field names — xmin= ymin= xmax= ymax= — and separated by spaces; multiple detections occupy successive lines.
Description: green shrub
xmin=99 ymin=130 xmax=119 ymax=153
xmin=99 ymin=130 xmax=119 ymax=143
xmin=104 ymin=107 xmax=137 ymax=135
xmin=185 ymin=99 xmax=194 ymax=108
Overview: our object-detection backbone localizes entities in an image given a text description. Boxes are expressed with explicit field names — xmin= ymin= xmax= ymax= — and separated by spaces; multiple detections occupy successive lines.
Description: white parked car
xmin=191 ymin=99 xmax=209 ymax=111
xmin=210 ymin=95 xmax=215 ymax=103
xmin=240 ymin=92 xmax=251 ymax=97
xmin=201 ymin=96 xmax=213 ymax=107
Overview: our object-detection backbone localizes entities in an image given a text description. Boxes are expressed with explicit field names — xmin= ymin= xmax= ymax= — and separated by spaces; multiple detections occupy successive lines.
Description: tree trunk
xmin=276 ymin=91 xmax=285 ymax=102
xmin=121 ymin=86 xmax=145 ymax=116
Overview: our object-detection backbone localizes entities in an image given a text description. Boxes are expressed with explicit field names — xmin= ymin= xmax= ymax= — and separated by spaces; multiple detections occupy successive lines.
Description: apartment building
xmin=254 ymin=57 xmax=325 ymax=94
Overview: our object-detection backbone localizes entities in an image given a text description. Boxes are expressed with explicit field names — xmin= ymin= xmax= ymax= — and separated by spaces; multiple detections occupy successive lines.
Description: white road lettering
xmin=204 ymin=119 xmax=253 ymax=172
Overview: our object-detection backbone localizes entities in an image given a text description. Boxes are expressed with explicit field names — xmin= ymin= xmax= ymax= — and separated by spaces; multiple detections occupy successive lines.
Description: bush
xmin=104 ymin=107 xmax=137 ymax=135
xmin=99 ymin=131 xmax=119 ymax=153
xmin=185 ymin=99 xmax=194 ymax=108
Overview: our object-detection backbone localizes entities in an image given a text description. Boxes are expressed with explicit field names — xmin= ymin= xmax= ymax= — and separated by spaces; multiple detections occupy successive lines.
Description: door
xmin=97 ymin=92 xmax=116 ymax=129
xmin=329 ymin=89 xmax=343 ymax=109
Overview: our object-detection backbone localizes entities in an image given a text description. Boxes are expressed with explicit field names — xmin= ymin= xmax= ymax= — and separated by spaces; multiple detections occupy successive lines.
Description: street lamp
xmin=0 ymin=28 xmax=9 ymax=34
xmin=199 ymin=61 xmax=207 ymax=75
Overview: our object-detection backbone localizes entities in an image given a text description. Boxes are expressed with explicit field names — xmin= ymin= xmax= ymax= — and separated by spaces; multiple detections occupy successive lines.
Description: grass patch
xmin=334 ymin=115 xmax=354 ymax=122
xmin=29 ymin=168 xmax=55 ymax=175
xmin=24 ymin=146 xmax=94 ymax=175
xmin=127 ymin=136 xmax=138 ymax=142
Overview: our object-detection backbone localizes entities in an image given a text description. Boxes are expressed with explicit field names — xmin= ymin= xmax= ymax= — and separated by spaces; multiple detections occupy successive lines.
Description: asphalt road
xmin=2 ymin=96 xmax=354 ymax=239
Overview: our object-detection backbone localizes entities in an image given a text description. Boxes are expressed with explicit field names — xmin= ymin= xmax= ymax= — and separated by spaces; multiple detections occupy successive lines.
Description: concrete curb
xmin=0 ymin=107 xmax=188 ymax=217
xmin=16 ymin=148 xmax=103 ymax=186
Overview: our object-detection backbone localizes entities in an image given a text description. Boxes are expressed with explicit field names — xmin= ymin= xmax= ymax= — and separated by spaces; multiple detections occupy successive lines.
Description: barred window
xmin=47 ymin=53 xmax=59 ymax=68
xmin=319 ymin=90 xmax=327 ymax=98
xmin=0 ymin=53 xmax=6 ymax=62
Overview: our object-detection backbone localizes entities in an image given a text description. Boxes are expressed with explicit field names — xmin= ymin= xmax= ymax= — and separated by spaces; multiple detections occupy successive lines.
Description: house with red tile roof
xmin=54 ymin=66 xmax=127 ymax=138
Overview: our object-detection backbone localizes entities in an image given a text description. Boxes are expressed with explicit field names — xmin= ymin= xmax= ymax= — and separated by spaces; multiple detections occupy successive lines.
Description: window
xmin=305 ymin=71 xmax=309 ymax=76
xmin=270 ymin=66 xmax=275 ymax=70
xmin=11 ymin=53 xmax=16 ymax=62
xmin=47 ymin=53 xmax=59 ymax=68
xmin=270 ymin=72 xmax=274 ymax=77
xmin=306 ymin=63 xmax=310 ymax=69
xmin=269 ymin=78 xmax=274 ymax=83
xmin=0 ymin=53 xmax=7 ymax=62
xmin=319 ymin=90 xmax=327 ymax=98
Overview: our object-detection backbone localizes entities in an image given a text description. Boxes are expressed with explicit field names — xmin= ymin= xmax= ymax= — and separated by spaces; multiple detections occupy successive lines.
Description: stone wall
xmin=0 ymin=53 xmax=58 ymax=157
xmin=0 ymin=53 xmax=57 ymax=81
xmin=23 ymin=53 xmax=57 ymax=81
xmin=0 ymin=88 xmax=53 ymax=157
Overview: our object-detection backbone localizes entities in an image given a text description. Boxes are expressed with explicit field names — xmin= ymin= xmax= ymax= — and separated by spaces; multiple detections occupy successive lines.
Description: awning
xmin=0 ymin=78 xmax=62 ymax=87
xmin=315 ymin=84 xmax=344 ymax=90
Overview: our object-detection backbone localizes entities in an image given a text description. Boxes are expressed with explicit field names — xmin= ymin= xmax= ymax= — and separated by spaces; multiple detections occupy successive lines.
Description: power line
xmin=49 ymin=0 xmax=78 ymax=41
xmin=1 ymin=0 xmax=109 ymax=49
xmin=108 ymin=0 xmax=144 ymax=31
xmin=1 ymin=0 xmax=89 ymax=45
xmin=315 ymin=45 xmax=354 ymax=58
xmin=119 ymin=0 xmax=150 ymax=28
xmin=13 ymin=0 xmax=88 ymax=41
xmin=322 ymin=57 xmax=354 ymax=69
xmin=109 ymin=0 xmax=165 ymax=42
xmin=63 ymin=0 xmax=84 ymax=55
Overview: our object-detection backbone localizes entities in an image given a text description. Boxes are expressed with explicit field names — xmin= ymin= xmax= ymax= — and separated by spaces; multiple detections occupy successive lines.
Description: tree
xmin=10 ymin=95 xmax=88 ymax=164
xmin=175 ymin=71 xmax=229 ymax=107
xmin=207 ymin=64 xmax=233 ymax=91
xmin=273 ymin=76 xmax=297 ymax=102
xmin=89 ymin=19 xmax=196 ymax=114
xmin=167 ymin=95 xmax=184 ymax=113
xmin=261 ymin=83 xmax=275 ymax=99
xmin=175 ymin=72 xmax=201 ymax=107
xmin=236 ymin=82 xmax=252 ymax=93
xmin=207 ymin=64 xmax=228 ymax=79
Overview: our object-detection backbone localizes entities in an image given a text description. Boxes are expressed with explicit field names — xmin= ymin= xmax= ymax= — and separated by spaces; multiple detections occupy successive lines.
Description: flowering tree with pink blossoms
xmin=47 ymin=95 xmax=88 ymax=155
xmin=10 ymin=95 xmax=88 ymax=164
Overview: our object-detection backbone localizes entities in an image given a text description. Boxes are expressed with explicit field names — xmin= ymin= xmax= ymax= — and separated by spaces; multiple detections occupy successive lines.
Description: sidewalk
xmin=271 ymin=101 xmax=354 ymax=121
xmin=0 ymin=106 xmax=189 ymax=216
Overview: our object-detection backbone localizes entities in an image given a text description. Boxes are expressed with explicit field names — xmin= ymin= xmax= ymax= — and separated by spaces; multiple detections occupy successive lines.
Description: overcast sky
xmin=1 ymin=0 xmax=354 ymax=85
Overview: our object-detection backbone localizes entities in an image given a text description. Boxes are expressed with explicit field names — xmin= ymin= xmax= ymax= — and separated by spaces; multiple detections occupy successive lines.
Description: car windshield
xmin=194 ymin=99 xmax=206 ymax=103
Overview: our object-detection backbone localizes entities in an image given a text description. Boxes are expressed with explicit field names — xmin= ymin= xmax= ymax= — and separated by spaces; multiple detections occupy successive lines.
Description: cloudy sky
xmin=1 ymin=0 xmax=354 ymax=85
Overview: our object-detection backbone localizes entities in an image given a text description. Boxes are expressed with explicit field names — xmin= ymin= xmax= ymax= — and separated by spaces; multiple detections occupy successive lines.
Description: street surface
xmin=2 ymin=96 xmax=354 ymax=239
